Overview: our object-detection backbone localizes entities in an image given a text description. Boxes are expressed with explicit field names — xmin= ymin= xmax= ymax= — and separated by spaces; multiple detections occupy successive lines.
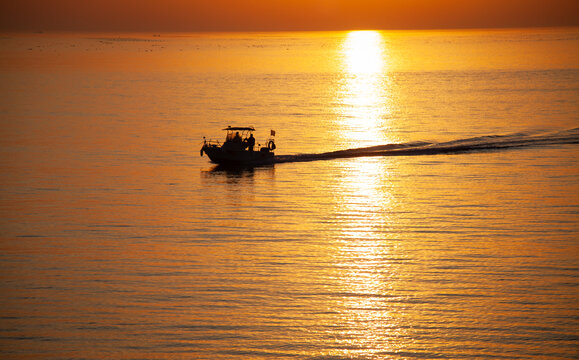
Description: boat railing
xmin=203 ymin=138 xmax=221 ymax=147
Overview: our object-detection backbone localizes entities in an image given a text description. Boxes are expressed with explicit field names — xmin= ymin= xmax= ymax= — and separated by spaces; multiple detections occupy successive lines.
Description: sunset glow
xmin=0 ymin=0 xmax=577 ymax=32
xmin=1 ymin=0 xmax=578 ymax=356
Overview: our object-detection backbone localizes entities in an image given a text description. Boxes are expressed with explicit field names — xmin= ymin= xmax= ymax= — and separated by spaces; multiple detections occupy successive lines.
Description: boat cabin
xmin=223 ymin=126 xmax=255 ymax=143
xmin=221 ymin=126 xmax=256 ymax=151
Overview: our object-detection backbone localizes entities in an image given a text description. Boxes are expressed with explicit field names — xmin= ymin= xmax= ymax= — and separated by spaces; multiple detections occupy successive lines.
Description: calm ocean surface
xmin=1 ymin=28 xmax=578 ymax=359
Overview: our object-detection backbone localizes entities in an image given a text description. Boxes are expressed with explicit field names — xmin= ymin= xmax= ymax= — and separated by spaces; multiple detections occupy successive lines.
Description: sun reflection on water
xmin=344 ymin=31 xmax=385 ymax=75
xmin=331 ymin=158 xmax=404 ymax=357
xmin=338 ymin=31 xmax=395 ymax=148
xmin=336 ymin=30 xmax=397 ymax=242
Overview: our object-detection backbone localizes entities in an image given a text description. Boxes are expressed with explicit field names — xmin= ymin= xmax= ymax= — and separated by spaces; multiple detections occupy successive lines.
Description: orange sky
xmin=1 ymin=0 xmax=578 ymax=32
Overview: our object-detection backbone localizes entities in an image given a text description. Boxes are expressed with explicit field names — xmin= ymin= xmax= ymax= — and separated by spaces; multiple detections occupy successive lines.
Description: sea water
xmin=0 ymin=28 xmax=578 ymax=359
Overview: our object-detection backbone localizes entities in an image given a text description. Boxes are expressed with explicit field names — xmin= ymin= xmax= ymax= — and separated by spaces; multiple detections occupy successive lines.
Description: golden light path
xmin=330 ymin=31 xmax=404 ymax=357
xmin=339 ymin=30 xmax=393 ymax=147
xmin=336 ymin=30 xmax=395 ymax=238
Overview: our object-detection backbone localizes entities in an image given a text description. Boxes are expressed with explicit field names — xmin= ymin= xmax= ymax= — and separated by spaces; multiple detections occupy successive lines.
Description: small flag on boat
xmin=271 ymin=130 xmax=276 ymax=136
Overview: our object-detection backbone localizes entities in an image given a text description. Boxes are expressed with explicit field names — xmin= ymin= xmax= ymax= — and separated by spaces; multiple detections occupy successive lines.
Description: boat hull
xmin=202 ymin=145 xmax=275 ymax=166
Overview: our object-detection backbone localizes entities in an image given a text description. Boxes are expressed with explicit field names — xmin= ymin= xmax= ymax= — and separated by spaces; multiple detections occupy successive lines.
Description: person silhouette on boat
xmin=233 ymin=132 xmax=242 ymax=143
xmin=247 ymin=133 xmax=255 ymax=152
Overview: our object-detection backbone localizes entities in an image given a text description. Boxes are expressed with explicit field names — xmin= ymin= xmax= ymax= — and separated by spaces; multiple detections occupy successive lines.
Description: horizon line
xmin=3 ymin=24 xmax=578 ymax=35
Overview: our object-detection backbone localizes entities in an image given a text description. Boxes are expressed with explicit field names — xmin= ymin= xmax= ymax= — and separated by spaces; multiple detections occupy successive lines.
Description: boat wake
xmin=274 ymin=128 xmax=579 ymax=164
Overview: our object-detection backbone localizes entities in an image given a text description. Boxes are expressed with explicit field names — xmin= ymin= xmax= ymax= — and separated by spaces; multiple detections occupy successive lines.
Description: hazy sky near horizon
xmin=1 ymin=0 xmax=578 ymax=32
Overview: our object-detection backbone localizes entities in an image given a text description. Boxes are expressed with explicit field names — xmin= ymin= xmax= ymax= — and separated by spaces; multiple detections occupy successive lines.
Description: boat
xmin=200 ymin=126 xmax=276 ymax=166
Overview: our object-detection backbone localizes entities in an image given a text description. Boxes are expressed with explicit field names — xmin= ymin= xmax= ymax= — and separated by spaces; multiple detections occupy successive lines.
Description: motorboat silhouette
xmin=201 ymin=126 xmax=276 ymax=166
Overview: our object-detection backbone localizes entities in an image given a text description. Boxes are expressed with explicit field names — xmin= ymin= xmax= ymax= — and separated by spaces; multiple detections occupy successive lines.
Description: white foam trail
xmin=274 ymin=128 xmax=579 ymax=164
